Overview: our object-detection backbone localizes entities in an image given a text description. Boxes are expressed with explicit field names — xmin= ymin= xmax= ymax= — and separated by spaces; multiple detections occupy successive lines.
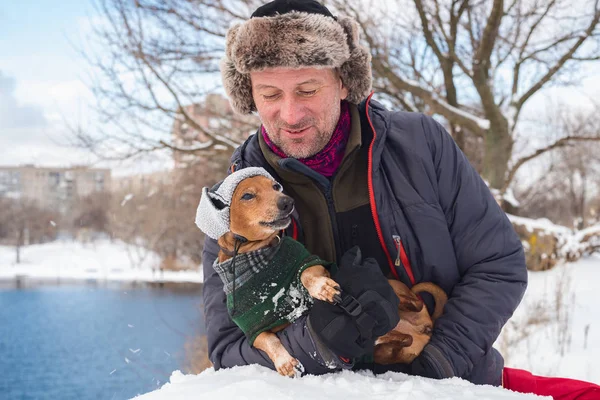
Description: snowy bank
xmin=0 ymin=240 xmax=203 ymax=284
xmin=137 ymin=255 xmax=600 ymax=399
xmin=499 ymin=254 xmax=600 ymax=383
xmin=134 ymin=366 xmax=547 ymax=400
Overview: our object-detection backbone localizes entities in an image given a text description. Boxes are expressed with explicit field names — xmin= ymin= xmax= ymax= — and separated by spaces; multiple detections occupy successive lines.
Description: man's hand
xmin=307 ymin=247 xmax=400 ymax=360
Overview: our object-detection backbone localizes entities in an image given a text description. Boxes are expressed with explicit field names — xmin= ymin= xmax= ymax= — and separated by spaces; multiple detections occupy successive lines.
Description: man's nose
xmin=277 ymin=195 xmax=294 ymax=213
xmin=279 ymin=96 xmax=304 ymax=126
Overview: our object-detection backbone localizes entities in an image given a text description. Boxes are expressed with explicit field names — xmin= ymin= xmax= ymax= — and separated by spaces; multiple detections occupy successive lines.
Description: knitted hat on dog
xmin=196 ymin=167 xmax=275 ymax=240
xmin=221 ymin=0 xmax=372 ymax=114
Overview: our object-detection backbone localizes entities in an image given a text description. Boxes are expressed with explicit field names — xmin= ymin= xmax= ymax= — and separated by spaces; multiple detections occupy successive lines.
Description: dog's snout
xmin=277 ymin=196 xmax=294 ymax=213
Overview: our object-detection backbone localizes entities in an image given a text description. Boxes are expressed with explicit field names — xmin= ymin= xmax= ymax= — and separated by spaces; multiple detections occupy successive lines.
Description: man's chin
xmin=279 ymin=143 xmax=321 ymax=159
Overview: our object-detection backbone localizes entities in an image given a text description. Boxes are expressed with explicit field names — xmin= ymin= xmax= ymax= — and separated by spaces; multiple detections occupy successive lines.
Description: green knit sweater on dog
xmin=213 ymin=236 xmax=332 ymax=345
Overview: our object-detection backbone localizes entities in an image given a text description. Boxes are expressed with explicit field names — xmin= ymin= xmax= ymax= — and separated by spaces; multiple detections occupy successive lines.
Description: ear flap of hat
xmin=222 ymin=23 xmax=256 ymax=114
xmin=337 ymin=16 xmax=372 ymax=104
xmin=195 ymin=187 xmax=231 ymax=240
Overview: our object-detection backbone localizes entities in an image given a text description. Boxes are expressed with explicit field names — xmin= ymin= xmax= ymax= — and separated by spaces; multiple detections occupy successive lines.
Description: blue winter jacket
xmin=201 ymin=96 xmax=528 ymax=385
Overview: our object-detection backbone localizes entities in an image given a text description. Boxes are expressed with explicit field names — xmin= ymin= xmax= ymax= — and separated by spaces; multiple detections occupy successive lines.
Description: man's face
xmin=250 ymin=67 xmax=349 ymax=159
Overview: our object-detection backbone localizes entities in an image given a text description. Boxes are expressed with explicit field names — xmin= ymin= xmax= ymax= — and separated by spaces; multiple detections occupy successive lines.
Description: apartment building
xmin=171 ymin=93 xmax=258 ymax=168
xmin=0 ymin=165 xmax=111 ymax=213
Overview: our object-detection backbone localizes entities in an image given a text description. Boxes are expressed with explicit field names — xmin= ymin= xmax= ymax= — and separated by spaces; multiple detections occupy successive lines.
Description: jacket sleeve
xmin=421 ymin=115 xmax=528 ymax=379
xmin=201 ymin=235 xmax=341 ymax=374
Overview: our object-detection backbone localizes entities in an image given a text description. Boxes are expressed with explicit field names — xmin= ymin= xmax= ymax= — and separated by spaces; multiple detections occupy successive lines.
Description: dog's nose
xmin=277 ymin=195 xmax=294 ymax=213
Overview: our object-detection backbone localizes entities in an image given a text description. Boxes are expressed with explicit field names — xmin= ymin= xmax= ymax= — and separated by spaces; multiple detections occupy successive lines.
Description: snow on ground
xmin=137 ymin=254 xmax=600 ymax=400
xmin=0 ymin=239 xmax=203 ymax=283
xmin=135 ymin=365 xmax=547 ymax=400
xmin=498 ymin=253 xmax=600 ymax=383
xmin=2 ymin=240 xmax=598 ymax=398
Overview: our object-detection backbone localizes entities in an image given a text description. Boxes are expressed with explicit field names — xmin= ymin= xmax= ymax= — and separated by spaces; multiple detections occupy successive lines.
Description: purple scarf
xmin=261 ymin=101 xmax=351 ymax=177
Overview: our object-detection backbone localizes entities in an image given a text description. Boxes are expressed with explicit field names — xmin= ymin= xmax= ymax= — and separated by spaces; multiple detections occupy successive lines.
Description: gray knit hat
xmin=196 ymin=167 xmax=275 ymax=240
xmin=221 ymin=0 xmax=372 ymax=114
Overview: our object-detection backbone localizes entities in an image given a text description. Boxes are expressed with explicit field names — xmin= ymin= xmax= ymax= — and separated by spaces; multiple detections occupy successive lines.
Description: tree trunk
xmin=15 ymin=227 xmax=23 ymax=264
xmin=482 ymin=115 xmax=512 ymax=190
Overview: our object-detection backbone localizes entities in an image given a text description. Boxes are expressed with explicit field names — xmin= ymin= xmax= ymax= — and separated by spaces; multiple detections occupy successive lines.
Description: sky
xmin=0 ymin=0 xmax=100 ymax=168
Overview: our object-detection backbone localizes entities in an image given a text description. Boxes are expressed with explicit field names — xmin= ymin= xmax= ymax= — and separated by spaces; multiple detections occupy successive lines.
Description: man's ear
xmin=340 ymin=80 xmax=349 ymax=101
xmin=335 ymin=69 xmax=349 ymax=100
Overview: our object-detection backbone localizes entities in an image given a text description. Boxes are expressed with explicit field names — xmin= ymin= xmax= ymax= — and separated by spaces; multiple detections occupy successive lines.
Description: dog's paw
xmin=306 ymin=277 xmax=341 ymax=303
xmin=274 ymin=354 xmax=299 ymax=377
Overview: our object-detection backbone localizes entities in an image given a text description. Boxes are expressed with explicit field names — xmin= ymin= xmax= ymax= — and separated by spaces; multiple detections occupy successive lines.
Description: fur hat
xmin=196 ymin=167 xmax=275 ymax=240
xmin=221 ymin=0 xmax=372 ymax=114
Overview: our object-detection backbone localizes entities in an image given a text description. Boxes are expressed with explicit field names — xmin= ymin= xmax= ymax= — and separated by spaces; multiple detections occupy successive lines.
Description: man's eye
xmin=262 ymin=93 xmax=280 ymax=101
xmin=298 ymin=90 xmax=316 ymax=96
xmin=241 ymin=193 xmax=255 ymax=200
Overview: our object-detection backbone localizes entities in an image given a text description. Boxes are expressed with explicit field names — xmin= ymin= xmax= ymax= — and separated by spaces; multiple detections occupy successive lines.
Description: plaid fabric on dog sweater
xmin=213 ymin=236 xmax=332 ymax=345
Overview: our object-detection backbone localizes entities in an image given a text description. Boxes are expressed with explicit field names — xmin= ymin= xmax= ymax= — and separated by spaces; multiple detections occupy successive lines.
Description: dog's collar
xmin=219 ymin=234 xmax=281 ymax=257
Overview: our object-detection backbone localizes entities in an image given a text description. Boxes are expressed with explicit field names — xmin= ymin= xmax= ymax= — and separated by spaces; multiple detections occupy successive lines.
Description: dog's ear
xmin=196 ymin=187 xmax=230 ymax=240
xmin=397 ymin=294 xmax=424 ymax=313
xmin=207 ymin=182 xmax=228 ymax=210
xmin=373 ymin=332 xmax=414 ymax=364
xmin=388 ymin=280 xmax=424 ymax=313
xmin=209 ymin=193 xmax=228 ymax=210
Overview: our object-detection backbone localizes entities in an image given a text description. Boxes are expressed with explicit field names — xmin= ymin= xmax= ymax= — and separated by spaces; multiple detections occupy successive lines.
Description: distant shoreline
xmin=0 ymin=275 xmax=203 ymax=290
xmin=0 ymin=239 xmax=204 ymax=290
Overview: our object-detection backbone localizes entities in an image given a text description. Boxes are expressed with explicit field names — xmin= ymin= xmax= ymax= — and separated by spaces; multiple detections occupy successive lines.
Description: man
xmin=201 ymin=0 xmax=527 ymax=386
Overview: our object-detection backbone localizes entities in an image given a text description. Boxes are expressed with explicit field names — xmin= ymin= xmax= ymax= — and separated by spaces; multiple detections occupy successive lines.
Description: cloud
xmin=0 ymin=71 xmax=47 ymax=129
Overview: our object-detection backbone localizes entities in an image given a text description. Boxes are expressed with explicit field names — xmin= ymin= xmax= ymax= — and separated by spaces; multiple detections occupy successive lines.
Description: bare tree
xmin=77 ymin=0 xmax=261 ymax=162
xmin=71 ymin=191 xmax=112 ymax=241
xmin=328 ymin=0 xmax=600 ymax=194
xmin=516 ymin=103 xmax=600 ymax=228
xmin=108 ymin=151 xmax=230 ymax=267
xmin=0 ymin=198 xmax=58 ymax=264
xmin=81 ymin=0 xmax=600 ymax=197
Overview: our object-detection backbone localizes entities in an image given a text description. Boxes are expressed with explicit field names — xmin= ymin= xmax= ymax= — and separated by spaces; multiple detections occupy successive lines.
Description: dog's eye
xmin=273 ymin=183 xmax=282 ymax=192
xmin=241 ymin=193 xmax=255 ymax=201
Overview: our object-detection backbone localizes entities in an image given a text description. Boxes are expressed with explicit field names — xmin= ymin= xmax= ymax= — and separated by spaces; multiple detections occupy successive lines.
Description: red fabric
xmin=503 ymin=367 xmax=600 ymax=400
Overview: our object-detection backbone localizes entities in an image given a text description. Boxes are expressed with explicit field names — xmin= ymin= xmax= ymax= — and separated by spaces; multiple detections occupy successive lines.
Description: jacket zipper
xmin=365 ymin=93 xmax=398 ymax=279
xmin=392 ymin=234 xmax=416 ymax=285
xmin=324 ymin=185 xmax=342 ymax=263
xmin=392 ymin=235 xmax=403 ymax=267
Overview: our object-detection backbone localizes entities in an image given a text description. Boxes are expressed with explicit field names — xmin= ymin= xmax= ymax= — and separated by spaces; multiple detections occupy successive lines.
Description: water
xmin=0 ymin=284 xmax=204 ymax=400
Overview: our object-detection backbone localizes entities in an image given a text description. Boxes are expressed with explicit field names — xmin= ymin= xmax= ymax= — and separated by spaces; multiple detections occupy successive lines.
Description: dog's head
xmin=195 ymin=167 xmax=294 ymax=242
xmin=229 ymin=175 xmax=294 ymax=241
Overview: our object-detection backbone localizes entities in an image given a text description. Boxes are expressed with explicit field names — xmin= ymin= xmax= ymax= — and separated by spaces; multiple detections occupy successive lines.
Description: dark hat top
xmin=252 ymin=0 xmax=336 ymax=19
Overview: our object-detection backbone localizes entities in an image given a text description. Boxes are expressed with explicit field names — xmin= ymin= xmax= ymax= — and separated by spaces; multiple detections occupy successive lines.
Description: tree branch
xmin=375 ymin=60 xmax=489 ymax=135
xmin=474 ymin=0 xmax=504 ymax=68
xmin=515 ymin=8 xmax=600 ymax=112
xmin=503 ymin=136 xmax=600 ymax=193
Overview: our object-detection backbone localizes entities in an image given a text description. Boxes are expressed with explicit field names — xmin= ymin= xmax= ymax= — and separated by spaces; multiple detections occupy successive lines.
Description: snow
xmin=0 ymin=239 xmax=203 ymax=284
xmin=134 ymin=366 xmax=547 ymax=400
xmin=436 ymin=99 xmax=491 ymax=130
xmin=134 ymin=253 xmax=600 ymax=400
xmin=499 ymin=254 xmax=600 ymax=383
xmin=401 ymin=78 xmax=491 ymax=130
xmin=503 ymin=188 xmax=521 ymax=207
xmin=507 ymin=214 xmax=600 ymax=259
xmin=507 ymin=214 xmax=572 ymax=235
xmin=3 ymin=240 xmax=598 ymax=399
xmin=121 ymin=193 xmax=134 ymax=206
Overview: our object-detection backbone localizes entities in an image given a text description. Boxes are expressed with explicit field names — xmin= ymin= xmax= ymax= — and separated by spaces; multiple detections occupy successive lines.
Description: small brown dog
xmin=374 ymin=280 xmax=448 ymax=364
xmin=217 ymin=174 xmax=340 ymax=377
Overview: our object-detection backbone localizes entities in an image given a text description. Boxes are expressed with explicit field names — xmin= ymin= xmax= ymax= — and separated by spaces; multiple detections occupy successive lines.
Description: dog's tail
xmin=411 ymin=282 xmax=448 ymax=321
